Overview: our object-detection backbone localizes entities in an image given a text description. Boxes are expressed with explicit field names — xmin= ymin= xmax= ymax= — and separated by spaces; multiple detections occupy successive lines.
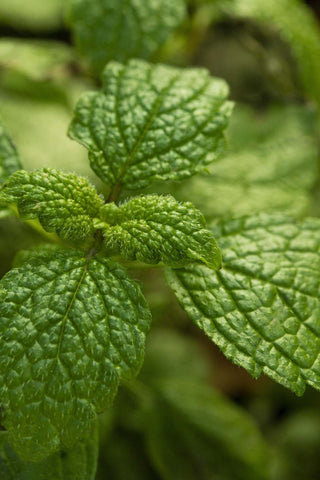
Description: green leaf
xmin=0 ymin=83 xmax=97 ymax=183
xmin=175 ymin=105 xmax=318 ymax=221
xmin=143 ymin=380 xmax=268 ymax=480
xmin=68 ymin=59 xmax=233 ymax=189
xmin=0 ymin=249 xmax=151 ymax=461
xmin=100 ymin=195 xmax=221 ymax=268
xmin=166 ymin=214 xmax=320 ymax=395
xmin=0 ymin=39 xmax=74 ymax=82
xmin=222 ymin=0 xmax=320 ymax=104
xmin=0 ymin=420 xmax=98 ymax=480
xmin=0 ymin=0 xmax=64 ymax=32
xmin=0 ymin=118 xmax=22 ymax=218
xmin=68 ymin=0 xmax=186 ymax=74
xmin=0 ymin=168 xmax=104 ymax=241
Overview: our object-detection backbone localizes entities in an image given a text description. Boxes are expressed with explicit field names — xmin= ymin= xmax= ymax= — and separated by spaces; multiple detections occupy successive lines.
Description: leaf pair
xmin=1 ymin=168 xmax=221 ymax=269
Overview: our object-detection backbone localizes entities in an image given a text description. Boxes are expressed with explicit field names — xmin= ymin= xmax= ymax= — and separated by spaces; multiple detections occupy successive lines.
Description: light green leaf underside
xmin=0 ymin=249 xmax=151 ymax=461
xmin=100 ymin=195 xmax=221 ymax=268
xmin=68 ymin=59 xmax=232 ymax=189
xmin=0 ymin=421 xmax=98 ymax=480
xmin=144 ymin=380 xmax=268 ymax=480
xmin=166 ymin=214 xmax=320 ymax=395
xmin=176 ymin=105 xmax=318 ymax=221
xmin=0 ymin=168 xmax=103 ymax=241
xmin=68 ymin=0 xmax=186 ymax=73
xmin=223 ymin=0 xmax=320 ymax=104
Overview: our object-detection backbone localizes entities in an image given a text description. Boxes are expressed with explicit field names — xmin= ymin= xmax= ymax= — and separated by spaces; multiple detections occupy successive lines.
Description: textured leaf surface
xmin=68 ymin=0 xmax=186 ymax=73
xmin=0 ymin=249 xmax=151 ymax=461
xmin=100 ymin=195 xmax=221 ymax=268
xmin=0 ymin=421 xmax=98 ymax=480
xmin=0 ymin=168 xmax=103 ymax=241
xmin=223 ymin=0 xmax=320 ymax=104
xmin=144 ymin=380 xmax=268 ymax=480
xmin=176 ymin=105 xmax=318 ymax=221
xmin=166 ymin=215 xmax=320 ymax=395
xmin=69 ymin=59 xmax=232 ymax=189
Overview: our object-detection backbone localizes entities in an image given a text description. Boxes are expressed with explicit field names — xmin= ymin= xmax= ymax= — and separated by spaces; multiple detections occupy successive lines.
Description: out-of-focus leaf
xmin=139 ymin=328 xmax=211 ymax=384
xmin=217 ymin=0 xmax=320 ymax=104
xmin=0 ymin=89 xmax=96 ymax=182
xmin=0 ymin=0 xmax=64 ymax=31
xmin=68 ymin=0 xmax=186 ymax=74
xmin=176 ymin=105 xmax=318 ymax=221
xmin=0 ymin=39 xmax=75 ymax=82
xmin=143 ymin=380 xmax=269 ymax=480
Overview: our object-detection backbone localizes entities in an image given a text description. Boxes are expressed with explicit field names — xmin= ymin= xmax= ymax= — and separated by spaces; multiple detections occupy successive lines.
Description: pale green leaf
xmin=68 ymin=0 xmax=186 ymax=73
xmin=175 ymin=105 xmax=318 ymax=221
xmin=0 ymin=168 xmax=103 ymax=241
xmin=222 ymin=0 xmax=320 ymax=104
xmin=0 ymin=420 xmax=98 ymax=480
xmin=143 ymin=380 xmax=268 ymax=480
xmin=166 ymin=214 xmax=320 ymax=395
xmin=100 ymin=195 xmax=221 ymax=268
xmin=0 ymin=0 xmax=64 ymax=31
xmin=0 ymin=39 xmax=74 ymax=82
xmin=68 ymin=59 xmax=232 ymax=189
xmin=0 ymin=85 xmax=97 ymax=183
xmin=0 ymin=249 xmax=151 ymax=461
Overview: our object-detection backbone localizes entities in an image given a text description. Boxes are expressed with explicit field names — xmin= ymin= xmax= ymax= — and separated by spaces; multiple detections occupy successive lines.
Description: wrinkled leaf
xmin=0 ymin=168 xmax=103 ymax=241
xmin=0 ymin=249 xmax=151 ymax=460
xmin=100 ymin=195 xmax=221 ymax=268
xmin=69 ymin=59 xmax=232 ymax=189
xmin=166 ymin=214 xmax=320 ymax=395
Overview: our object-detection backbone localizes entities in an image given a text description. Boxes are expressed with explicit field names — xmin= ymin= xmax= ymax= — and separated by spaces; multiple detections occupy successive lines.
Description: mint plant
xmin=0 ymin=0 xmax=320 ymax=478
xmin=0 ymin=59 xmax=232 ymax=463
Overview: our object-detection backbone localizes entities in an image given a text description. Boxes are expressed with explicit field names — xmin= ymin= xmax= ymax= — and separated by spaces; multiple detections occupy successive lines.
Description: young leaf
xmin=68 ymin=0 xmax=186 ymax=74
xmin=0 ymin=168 xmax=104 ymax=241
xmin=166 ymin=214 xmax=320 ymax=395
xmin=0 ymin=249 xmax=151 ymax=461
xmin=0 ymin=420 xmax=98 ymax=480
xmin=100 ymin=195 xmax=221 ymax=269
xmin=68 ymin=59 xmax=233 ymax=189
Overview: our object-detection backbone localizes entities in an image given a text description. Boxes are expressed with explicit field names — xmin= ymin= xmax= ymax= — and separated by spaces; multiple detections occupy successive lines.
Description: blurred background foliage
xmin=0 ymin=0 xmax=320 ymax=479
